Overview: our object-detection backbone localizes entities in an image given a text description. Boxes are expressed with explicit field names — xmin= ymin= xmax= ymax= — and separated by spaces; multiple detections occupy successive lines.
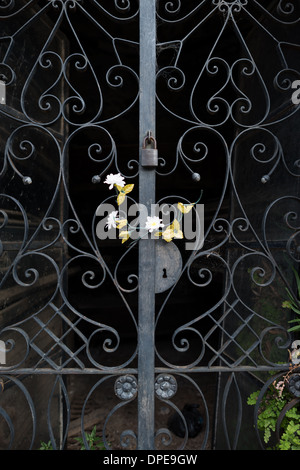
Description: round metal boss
xmin=114 ymin=375 xmax=138 ymax=400
xmin=155 ymin=374 xmax=177 ymax=399
xmin=288 ymin=374 xmax=300 ymax=398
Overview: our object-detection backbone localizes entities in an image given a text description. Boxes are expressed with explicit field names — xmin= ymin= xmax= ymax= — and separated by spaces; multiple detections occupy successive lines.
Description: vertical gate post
xmin=138 ymin=0 xmax=156 ymax=450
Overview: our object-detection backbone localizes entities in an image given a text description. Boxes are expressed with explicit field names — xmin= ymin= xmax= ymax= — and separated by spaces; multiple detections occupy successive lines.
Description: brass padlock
xmin=141 ymin=135 xmax=158 ymax=167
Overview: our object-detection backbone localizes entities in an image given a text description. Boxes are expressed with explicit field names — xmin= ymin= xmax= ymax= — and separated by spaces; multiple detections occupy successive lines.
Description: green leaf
xmin=264 ymin=428 xmax=271 ymax=444
xmin=285 ymin=288 xmax=299 ymax=309
xmin=279 ymin=440 xmax=291 ymax=450
xmin=290 ymin=306 xmax=300 ymax=315
xmin=247 ymin=391 xmax=259 ymax=405
xmin=287 ymin=324 xmax=300 ymax=332
xmin=39 ymin=440 xmax=53 ymax=450
xmin=291 ymin=266 xmax=300 ymax=297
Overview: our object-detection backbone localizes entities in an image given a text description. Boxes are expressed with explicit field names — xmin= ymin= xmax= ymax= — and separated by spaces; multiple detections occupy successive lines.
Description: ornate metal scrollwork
xmin=0 ymin=0 xmax=300 ymax=451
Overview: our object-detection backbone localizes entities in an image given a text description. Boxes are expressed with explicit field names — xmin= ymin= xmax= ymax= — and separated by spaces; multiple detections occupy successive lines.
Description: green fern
xmin=247 ymin=383 xmax=300 ymax=450
xmin=279 ymin=420 xmax=300 ymax=450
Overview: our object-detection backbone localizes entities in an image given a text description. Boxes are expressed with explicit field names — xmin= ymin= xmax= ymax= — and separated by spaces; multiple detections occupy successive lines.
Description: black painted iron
xmin=0 ymin=0 xmax=299 ymax=451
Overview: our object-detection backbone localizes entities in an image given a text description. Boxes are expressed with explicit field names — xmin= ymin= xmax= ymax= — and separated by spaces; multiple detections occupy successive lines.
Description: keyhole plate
xmin=155 ymin=240 xmax=183 ymax=294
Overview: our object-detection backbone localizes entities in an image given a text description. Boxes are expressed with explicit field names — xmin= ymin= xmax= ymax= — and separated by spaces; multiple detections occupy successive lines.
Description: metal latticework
xmin=0 ymin=0 xmax=299 ymax=450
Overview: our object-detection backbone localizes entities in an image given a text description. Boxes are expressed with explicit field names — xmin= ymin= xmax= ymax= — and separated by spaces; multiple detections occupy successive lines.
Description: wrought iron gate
xmin=0 ymin=0 xmax=300 ymax=450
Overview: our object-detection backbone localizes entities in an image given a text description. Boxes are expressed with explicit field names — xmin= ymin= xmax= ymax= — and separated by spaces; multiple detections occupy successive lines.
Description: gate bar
xmin=138 ymin=0 xmax=157 ymax=450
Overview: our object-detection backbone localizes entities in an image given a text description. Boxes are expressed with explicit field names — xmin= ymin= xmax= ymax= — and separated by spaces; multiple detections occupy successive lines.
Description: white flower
xmin=145 ymin=216 xmax=164 ymax=233
xmin=106 ymin=211 xmax=119 ymax=230
xmin=104 ymin=173 xmax=125 ymax=190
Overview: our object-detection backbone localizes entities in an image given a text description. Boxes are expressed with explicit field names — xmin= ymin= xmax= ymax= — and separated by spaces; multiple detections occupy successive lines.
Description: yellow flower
xmin=177 ymin=202 xmax=194 ymax=214
xmin=162 ymin=219 xmax=183 ymax=242
xmin=119 ymin=231 xmax=130 ymax=243
xmin=115 ymin=184 xmax=134 ymax=205
xmin=116 ymin=219 xmax=128 ymax=229
xmin=161 ymin=227 xmax=174 ymax=243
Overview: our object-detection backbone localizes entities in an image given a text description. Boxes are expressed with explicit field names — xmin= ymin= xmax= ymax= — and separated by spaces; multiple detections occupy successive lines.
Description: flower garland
xmin=103 ymin=173 xmax=202 ymax=244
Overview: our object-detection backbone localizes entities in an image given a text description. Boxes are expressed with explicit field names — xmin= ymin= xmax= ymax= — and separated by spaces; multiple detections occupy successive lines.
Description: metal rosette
xmin=288 ymin=374 xmax=300 ymax=398
xmin=114 ymin=375 xmax=138 ymax=400
xmin=155 ymin=374 xmax=177 ymax=399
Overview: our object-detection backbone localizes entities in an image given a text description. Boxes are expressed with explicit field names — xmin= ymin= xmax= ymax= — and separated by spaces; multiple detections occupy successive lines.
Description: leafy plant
xmin=39 ymin=440 xmax=53 ymax=450
xmin=74 ymin=425 xmax=106 ymax=450
xmin=39 ymin=426 xmax=106 ymax=450
xmin=282 ymin=266 xmax=300 ymax=332
xmin=247 ymin=368 xmax=300 ymax=450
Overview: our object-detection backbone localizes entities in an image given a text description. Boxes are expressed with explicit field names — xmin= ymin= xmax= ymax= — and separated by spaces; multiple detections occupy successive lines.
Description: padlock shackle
xmin=143 ymin=135 xmax=157 ymax=149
